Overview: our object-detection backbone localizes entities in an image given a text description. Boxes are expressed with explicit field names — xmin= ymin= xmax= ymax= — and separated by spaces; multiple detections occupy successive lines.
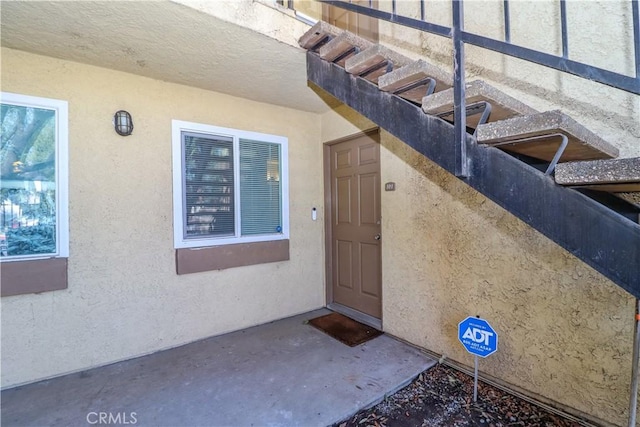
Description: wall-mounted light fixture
xmin=114 ymin=110 xmax=134 ymax=136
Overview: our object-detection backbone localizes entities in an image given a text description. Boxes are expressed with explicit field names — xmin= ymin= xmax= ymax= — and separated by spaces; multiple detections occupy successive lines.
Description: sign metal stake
xmin=474 ymin=355 xmax=478 ymax=402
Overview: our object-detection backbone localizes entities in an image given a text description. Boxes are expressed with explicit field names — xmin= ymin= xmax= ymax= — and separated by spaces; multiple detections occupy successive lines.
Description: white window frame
xmin=172 ymin=120 xmax=289 ymax=249
xmin=0 ymin=92 xmax=69 ymax=261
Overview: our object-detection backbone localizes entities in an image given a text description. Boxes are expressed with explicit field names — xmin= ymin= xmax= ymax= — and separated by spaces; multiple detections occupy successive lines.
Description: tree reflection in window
xmin=0 ymin=103 xmax=57 ymax=257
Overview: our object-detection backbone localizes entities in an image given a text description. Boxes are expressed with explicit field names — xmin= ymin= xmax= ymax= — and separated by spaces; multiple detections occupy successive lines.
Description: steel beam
xmin=308 ymin=51 xmax=640 ymax=298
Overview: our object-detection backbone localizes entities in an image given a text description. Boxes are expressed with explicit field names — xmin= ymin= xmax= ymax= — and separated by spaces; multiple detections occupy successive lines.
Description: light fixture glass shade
xmin=114 ymin=110 xmax=134 ymax=136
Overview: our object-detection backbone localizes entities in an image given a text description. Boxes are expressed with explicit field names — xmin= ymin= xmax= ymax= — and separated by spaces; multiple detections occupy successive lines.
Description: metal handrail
xmin=309 ymin=0 xmax=640 ymax=95
xmin=284 ymin=0 xmax=639 ymax=178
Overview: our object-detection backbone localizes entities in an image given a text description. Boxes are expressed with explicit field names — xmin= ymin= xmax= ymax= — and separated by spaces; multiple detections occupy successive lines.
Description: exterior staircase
xmin=300 ymin=22 xmax=640 ymax=298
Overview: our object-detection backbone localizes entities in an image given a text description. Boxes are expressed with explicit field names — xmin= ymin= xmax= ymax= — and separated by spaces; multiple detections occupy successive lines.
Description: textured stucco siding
xmin=321 ymin=105 xmax=636 ymax=426
xmin=375 ymin=0 xmax=639 ymax=158
xmin=0 ymin=48 xmax=325 ymax=388
xmin=380 ymin=133 xmax=634 ymax=426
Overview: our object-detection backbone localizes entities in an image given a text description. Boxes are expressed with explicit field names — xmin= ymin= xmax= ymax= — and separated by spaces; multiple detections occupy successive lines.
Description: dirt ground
xmin=333 ymin=364 xmax=588 ymax=427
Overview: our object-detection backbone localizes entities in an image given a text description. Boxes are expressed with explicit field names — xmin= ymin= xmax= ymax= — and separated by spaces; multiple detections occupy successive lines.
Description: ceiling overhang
xmin=0 ymin=1 xmax=336 ymax=113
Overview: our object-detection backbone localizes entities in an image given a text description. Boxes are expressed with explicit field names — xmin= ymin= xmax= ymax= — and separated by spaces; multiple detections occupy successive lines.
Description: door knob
xmin=374 ymin=234 xmax=381 ymax=240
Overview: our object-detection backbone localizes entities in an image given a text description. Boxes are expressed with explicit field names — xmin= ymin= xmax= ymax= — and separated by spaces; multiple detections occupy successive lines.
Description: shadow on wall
xmin=309 ymin=81 xmax=343 ymax=111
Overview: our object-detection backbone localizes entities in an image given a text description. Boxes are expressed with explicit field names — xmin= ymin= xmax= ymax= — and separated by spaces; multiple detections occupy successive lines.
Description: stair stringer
xmin=308 ymin=52 xmax=640 ymax=298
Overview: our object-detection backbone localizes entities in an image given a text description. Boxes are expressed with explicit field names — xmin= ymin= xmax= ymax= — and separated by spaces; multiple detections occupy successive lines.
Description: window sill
xmin=176 ymin=239 xmax=290 ymax=274
xmin=1 ymin=257 xmax=68 ymax=297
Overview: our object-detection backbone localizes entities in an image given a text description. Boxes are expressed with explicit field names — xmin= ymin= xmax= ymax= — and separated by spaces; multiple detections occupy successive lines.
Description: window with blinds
xmin=183 ymin=133 xmax=235 ymax=238
xmin=172 ymin=121 xmax=288 ymax=249
xmin=240 ymin=139 xmax=281 ymax=236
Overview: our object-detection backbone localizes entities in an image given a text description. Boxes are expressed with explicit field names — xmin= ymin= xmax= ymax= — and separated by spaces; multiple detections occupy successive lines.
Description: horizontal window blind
xmin=183 ymin=132 xmax=234 ymax=238
xmin=239 ymin=139 xmax=282 ymax=236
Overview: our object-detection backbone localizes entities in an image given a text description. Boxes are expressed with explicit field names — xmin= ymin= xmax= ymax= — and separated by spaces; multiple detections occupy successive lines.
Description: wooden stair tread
xmin=344 ymin=45 xmax=411 ymax=84
xmin=319 ymin=32 xmax=373 ymax=66
xmin=378 ymin=59 xmax=453 ymax=104
xmin=555 ymin=157 xmax=640 ymax=193
xmin=299 ymin=21 xmax=342 ymax=50
xmin=302 ymin=27 xmax=628 ymax=191
xmin=422 ymin=80 xmax=538 ymax=129
xmin=476 ymin=110 xmax=619 ymax=162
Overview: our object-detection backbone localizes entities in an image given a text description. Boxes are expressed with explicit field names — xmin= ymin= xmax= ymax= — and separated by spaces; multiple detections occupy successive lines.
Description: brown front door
xmin=329 ymin=131 xmax=382 ymax=318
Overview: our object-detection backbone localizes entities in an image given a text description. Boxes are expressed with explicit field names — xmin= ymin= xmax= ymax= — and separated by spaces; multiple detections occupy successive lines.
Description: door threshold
xmin=327 ymin=302 xmax=382 ymax=330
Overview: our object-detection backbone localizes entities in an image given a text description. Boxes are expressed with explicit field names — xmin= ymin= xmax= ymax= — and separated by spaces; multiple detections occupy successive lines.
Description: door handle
xmin=374 ymin=234 xmax=381 ymax=240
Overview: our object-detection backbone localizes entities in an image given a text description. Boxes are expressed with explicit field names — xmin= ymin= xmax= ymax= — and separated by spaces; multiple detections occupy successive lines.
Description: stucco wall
xmin=0 ymin=48 xmax=325 ymax=388
xmin=376 ymin=0 xmax=639 ymax=158
xmin=321 ymin=105 xmax=636 ymax=426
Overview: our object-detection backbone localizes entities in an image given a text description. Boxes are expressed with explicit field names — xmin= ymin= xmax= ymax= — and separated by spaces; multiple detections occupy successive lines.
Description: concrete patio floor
xmin=1 ymin=309 xmax=436 ymax=427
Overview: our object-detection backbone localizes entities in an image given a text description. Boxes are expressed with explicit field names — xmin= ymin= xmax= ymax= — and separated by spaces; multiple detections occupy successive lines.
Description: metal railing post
xmin=559 ymin=0 xmax=569 ymax=58
xmin=503 ymin=0 xmax=511 ymax=43
xmin=633 ymin=0 xmax=640 ymax=79
xmin=452 ymin=0 xmax=469 ymax=178
xmin=629 ymin=299 xmax=640 ymax=427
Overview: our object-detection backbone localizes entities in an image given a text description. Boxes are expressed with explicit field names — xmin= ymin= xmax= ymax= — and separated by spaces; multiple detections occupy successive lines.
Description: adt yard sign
xmin=458 ymin=317 xmax=498 ymax=358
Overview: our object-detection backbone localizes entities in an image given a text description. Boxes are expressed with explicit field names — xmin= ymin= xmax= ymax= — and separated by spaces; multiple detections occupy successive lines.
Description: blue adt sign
xmin=458 ymin=317 xmax=498 ymax=358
